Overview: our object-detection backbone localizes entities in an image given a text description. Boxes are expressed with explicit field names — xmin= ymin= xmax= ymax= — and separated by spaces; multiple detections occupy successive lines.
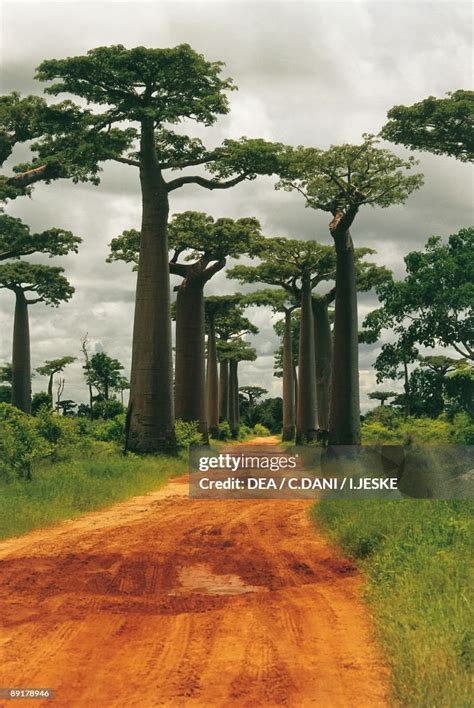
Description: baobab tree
xmin=0 ymin=262 xmax=74 ymax=412
xmin=229 ymin=237 xmax=336 ymax=443
xmin=207 ymin=297 xmax=258 ymax=426
xmin=109 ymin=212 xmax=262 ymax=439
xmin=36 ymin=355 xmax=76 ymax=406
xmin=239 ymin=386 xmax=268 ymax=426
xmin=28 ymin=44 xmax=284 ymax=453
xmin=244 ymin=289 xmax=299 ymax=441
xmin=218 ymin=339 xmax=257 ymax=437
xmin=278 ymin=135 xmax=423 ymax=444
xmin=367 ymin=391 xmax=397 ymax=407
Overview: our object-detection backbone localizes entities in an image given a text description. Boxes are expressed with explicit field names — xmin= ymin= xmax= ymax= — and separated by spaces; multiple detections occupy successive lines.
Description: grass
xmin=0 ymin=446 xmax=185 ymax=541
xmin=312 ymin=498 xmax=474 ymax=707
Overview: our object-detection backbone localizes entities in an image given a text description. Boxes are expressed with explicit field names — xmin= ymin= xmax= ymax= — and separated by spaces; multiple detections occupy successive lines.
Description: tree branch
xmin=166 ymin=173 xmax=249 ymax=192
xmin=110 ymin=156 xmax=140 ymax=167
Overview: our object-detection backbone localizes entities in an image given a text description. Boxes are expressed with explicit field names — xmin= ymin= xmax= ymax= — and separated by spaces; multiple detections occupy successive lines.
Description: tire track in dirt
xmin=0 ymin=438 xmax=389 ymax=707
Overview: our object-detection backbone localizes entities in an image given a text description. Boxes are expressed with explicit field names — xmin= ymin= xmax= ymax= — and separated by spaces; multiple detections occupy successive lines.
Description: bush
xmin=237 ymin=423 xmax=252 ymax=440
xmin=31 ymin=392 xmax=51 ymax=414
xmin=450 ymin=412 xmax=474 ymax=445
xmin=92 ymin=413 xmax=126 ymax=444
xmin=175 ymin=419 xmax=203 ymax=448
xmin=217 ymin=420 xmax=232 ymax=440
xmin=0 ymin=403 xmax=51 ymax=480
xmin=253 ymin=423 xmax=271 ymax=436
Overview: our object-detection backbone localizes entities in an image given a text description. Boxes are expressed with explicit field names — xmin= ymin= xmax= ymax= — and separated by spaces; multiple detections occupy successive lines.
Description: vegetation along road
xmin=0 ymin=438 xmax=389 ymax=707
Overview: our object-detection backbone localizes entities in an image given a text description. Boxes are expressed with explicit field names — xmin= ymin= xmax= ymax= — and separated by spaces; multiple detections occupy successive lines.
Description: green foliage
xmin=0 ymin=450 xmax=184 ymax=540
xmin=91 ymin=413 xmax=126 ymax=443
xmin=0 ymin=384 xmax=11 ymax=403
xmin=83 ymin=351 xmax=126 ymax=403
xmin=174 ymin=419 xmax=203 ymax=448
xmin=253 ymin=423 xmax=271 ymax=436
xmin=362 ymin=415 xmax=456 ymax=445
xmin=367 ymin=390 xmax=397 ymax=405
xmin=217 ymin=420 xmax=232 ymax=440
xmin=365 ymin=229 xmax=474 ymax=363
xmin=313 ymin=499 xmax=473 ymax=706
xmin=0 ymin=261 xmax=74 ymax=305
xmin=92 ymin=399 xmax=124 ymax=420
xmin=381 ymin=89 xmax=474 ymax=162
xmin=36 ymin=355 xmax=76 ymax=380
xmin=0 ymin=213 xmax=81 ymax=261
xmin=277 ymin=134 xmax=423 ymax=214
xmin=0 ymin=403 xmax=52 ymax=479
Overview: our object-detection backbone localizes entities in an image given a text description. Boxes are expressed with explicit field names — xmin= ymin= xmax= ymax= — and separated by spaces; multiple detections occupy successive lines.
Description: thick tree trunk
xmin=175 ymin=279 xmax=208 ymax=440
xmin=282 ymin=310 xmax=295 ymax=441
xmin=11 ymin=290 xmax=31 ymax=414
xmin=329 ymin=229 xmax=361 ymax=445
xmin=206 ymin=315 xmax=219 ymax=438
xmin=312 ymin=298 xmax=332 ymax=432
xmin=127 ymin=120 xmax=176 ymax=454
xmin=229 ymin=359 xmax=239 ymax=437
xmin=296 ymin=274 xmax=317 ymax=444
xmin=219 ymin=359 xmax=229 ymax=422
xmin=47 ymin=374 xmax=54 ymax=406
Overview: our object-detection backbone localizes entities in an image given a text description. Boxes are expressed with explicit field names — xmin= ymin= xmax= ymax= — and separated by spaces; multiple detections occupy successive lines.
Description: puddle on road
xmin=171 ymin=563 xmax=268 ymax=596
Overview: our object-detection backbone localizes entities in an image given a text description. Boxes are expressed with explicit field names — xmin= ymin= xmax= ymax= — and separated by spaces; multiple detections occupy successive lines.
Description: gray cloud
xmin=0 ymin=0 xmax=472 ymax=413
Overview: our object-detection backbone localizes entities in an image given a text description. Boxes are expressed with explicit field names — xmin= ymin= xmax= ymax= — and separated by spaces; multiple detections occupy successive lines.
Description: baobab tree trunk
xmin=229 ymin=359 xmax=239 ymax=437
xmin=219 ymin=359 xmax=229 ymax=422
xmin=175 ymin=280 xmax=208 ymax=441
xmin=11 ymin=289 xmax=31 ymax=414
xmin=47 ymin=373 xmax=54 ymax=407
xmin=329 ymin=229 xmax=361 ymax=445
xmin=312 ymin=297 xmax=332 ymax=433
xmin=206 ymin=316 xmax=219 ymax=438
xmin=296 ymin=274 xmax=317 ymax=444
xmin=282 ymin=309 xmax=295 ymax=441
xmin=127 ymin=120 xmax=176 ymax=454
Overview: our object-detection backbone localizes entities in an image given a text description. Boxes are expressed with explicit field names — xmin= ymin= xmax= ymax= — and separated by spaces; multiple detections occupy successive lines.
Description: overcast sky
xmin=0 ymin=0 xmax=472 ymax=412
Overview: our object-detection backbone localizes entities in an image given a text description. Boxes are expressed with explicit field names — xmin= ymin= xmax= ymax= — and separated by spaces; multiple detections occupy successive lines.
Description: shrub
xmin=0 ymin=403 xmax=51 ymax=479
xmin=237 ymin=423 xmax=252 ymax=440
xmin=92 ymin=413 xmax=126 ymax=444
xmin=450 ymin=412 xmax=474 ymax=445
xmin=175 ymin=419 xmax=203 ymax=448
xmin=253 ymin=423 xmax=271 ymax=436
xmin=31 ymin=392 xmax=51 ymax=414
xmin=217 ymin=421 xmax=232 ymax=440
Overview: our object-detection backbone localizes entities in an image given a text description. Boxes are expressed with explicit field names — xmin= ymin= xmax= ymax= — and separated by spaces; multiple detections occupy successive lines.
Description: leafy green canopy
xmin=36 ymin=356 xmax=76 ymax=378
xmin=381 ymin=90 xmax=474 ymax=162
xmin=0 ymin=261 xmax=74 ymax=305
xmin=83 ymin=351 xmax=125 ymax=401
xmin=3 ymin=45 xmax=283 ymax=193
xmin=108 ymin=211 xmax=263 ymax=274
xmin=277 ymin=134 xmax=423 ymax=230
xmin=364 ymin=228 xmax=474 ymax=361
xmin=0 ymin=214 xmax=81 ymax=261
xmin=217 ymin=338 xmax=257 ymax=363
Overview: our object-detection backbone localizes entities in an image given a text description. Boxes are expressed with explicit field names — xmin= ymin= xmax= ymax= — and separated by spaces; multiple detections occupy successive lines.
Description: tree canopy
xmin=381 ymin=90 xmax=474 ymax=162
xmin=0 ymin=214 xmax=81 ymax=261
xmin=0 ymin=262 xmax=74 ymax=305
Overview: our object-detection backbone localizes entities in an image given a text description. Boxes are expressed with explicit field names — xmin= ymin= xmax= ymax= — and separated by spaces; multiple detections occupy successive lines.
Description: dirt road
xmin=0 ymin=438 xmax=389 ymax=707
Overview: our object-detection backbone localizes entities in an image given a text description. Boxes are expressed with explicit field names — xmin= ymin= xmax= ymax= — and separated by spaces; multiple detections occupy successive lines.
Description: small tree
xmin=36 ymin=355 xmax=76 ymax=406
xmin=278 ymin=135 xmax=423 ymax=444
xmin=0 ymin=262 xmax=74 ymax=413
xmin=367 ymin=391 xmax=397 ymax=407
xmin=218 ymin=340 xmax=257 ymax=437
xmin=83 ymin=352 xmax=125 ymax=406
xmin=381 ymin=90 xmax=474 ymax=162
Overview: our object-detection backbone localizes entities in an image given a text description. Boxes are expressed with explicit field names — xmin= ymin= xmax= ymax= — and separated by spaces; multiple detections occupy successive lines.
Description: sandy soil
xmin=0 ymin=438 xmax=390 ymax=707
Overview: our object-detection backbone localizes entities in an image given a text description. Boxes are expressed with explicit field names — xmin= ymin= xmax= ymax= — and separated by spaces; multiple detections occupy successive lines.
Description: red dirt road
xmin=0 ymin=439 xmax=389 ymax=707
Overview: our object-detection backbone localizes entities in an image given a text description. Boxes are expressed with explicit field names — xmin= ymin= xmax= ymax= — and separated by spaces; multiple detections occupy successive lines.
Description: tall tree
xmin=109 ymin=212 xmax=262 ymax=439
xmin=29 ymin=44 xmax=284 ymax=453
xmin=381 ymin=90 xmax=474 ymax=162
xmin=218 ymin=339 xmax=257 ymax=437
xmin=278 ymin=135 xmax=423 ymax=444
xmin=0 ymin=262 xmax=74 ymax=412
xmin=245 ymin=289 xmax=298 ymax=440
xmin=239 ymin=386 xmax=268 ymax=426
xmin=36 ymin=355 xmax=76 ymax=405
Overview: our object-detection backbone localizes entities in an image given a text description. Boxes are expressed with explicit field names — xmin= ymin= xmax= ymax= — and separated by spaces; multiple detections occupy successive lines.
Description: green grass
xmin=0 ymin=447 xmax=185 ymax=541
xmin=312 ymin=499 xmax=474 ymax=707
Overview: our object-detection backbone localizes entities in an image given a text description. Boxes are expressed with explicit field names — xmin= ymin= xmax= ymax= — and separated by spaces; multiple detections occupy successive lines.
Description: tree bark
xmin=312 ymin=298 xmax=332 ymax=432
xmin=47 ymin=373 xmax=54 ymax=406
xmin=127 ymin=120 xmax=176 ymax=453
xmin=229 ymin=359 xmax=239 ymax=437
xmin=403 ymin=357 xmax=410 ymax=420
xmin=11 ymin=289 xmax=31 ymax=414
xmin=282 ymin=310 xmax=295 ymax=441
xmin=219 ymin=359 xmax=229 ymax=422
xmin=296 ymin=274 xmax=317 ymax=443
xmin=175 ymin=279 xmax=208 ymax=441
xmin=329 ymin=229 xmax=361 ymax=445
xmin=206 ymin=314 xmax=219 ymax=438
